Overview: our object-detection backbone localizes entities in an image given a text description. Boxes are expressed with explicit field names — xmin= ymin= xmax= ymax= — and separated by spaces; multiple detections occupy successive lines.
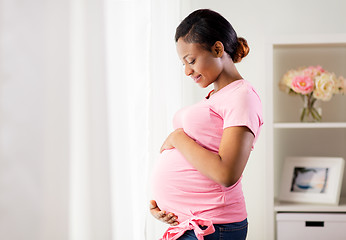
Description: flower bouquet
xmin=279 ymin=66 xmax=346 ymax=122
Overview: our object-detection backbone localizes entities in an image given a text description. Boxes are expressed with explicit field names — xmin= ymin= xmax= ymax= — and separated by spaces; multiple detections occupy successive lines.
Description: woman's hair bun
xmin=232 ymin=37 xmax=250 ymax=63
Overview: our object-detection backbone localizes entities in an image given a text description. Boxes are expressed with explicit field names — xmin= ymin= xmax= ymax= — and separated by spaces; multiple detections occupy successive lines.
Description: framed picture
xmin=279 ymin=156 xmax=345 ymax=205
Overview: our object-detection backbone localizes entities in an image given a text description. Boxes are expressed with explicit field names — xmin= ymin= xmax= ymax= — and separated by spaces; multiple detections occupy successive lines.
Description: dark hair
xmin=175 ymin=9 xmax=249 ymax=63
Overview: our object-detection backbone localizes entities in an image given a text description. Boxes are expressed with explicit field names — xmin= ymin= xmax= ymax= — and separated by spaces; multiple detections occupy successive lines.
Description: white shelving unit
xmin=275 ymin=197 xmax=346 ymax=213
xmin=274 ymin=122 xmax=346 ymax=129
xmin=267 ymin=35 xmax=346 ymax=240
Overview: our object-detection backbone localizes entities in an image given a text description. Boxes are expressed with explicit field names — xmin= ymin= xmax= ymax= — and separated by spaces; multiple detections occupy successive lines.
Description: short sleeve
xmin=219 ymin=86 xmax=263 ymax=142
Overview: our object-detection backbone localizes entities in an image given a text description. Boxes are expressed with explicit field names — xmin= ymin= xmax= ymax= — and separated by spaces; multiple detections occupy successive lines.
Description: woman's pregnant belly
xmin=152 ymin=148 xmax=226 ymax=223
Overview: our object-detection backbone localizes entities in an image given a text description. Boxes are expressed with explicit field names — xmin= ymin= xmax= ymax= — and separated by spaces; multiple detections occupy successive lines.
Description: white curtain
xmin=104 ymin=0 xmax=182 ymax=239
xmin=70 ymin=0 xmax=183 ymax=238
xmin=0 ymin=0 xmax=182 ymax=239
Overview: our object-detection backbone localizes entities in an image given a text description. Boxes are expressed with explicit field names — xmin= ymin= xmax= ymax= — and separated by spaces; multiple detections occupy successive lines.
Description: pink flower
xmin=291 ymin=75 xmax=314 ymax=94
xmin=303 ymin=65 xmax=325 ymax=79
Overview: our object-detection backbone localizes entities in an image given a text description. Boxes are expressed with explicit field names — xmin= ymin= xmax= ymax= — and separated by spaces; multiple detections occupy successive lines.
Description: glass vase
xmin=300 ymin=95 xmax=322 ymax=122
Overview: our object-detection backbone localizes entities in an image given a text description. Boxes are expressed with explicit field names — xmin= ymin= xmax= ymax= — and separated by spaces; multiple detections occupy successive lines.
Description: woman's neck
xmin=213 ymin=61 xmax=242 ymax=92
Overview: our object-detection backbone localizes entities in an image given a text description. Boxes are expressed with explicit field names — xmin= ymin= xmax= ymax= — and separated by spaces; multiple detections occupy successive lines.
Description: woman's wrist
xmin=172 ymin=129 xmax=195 ymax=151
xmin=172 ymin=129 xmax=187 ymax=146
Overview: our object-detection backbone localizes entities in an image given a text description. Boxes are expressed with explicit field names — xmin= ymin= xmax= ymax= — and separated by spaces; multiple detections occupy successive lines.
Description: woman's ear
xmin=212 ymin=41 xmax=224 ymax=58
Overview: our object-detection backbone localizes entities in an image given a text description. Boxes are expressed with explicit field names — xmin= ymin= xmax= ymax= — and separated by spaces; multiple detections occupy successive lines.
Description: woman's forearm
xmin=167 ymin=127 xmax=253 ymax=187
xmin=170 ymin=129 xmax=234 ymax=187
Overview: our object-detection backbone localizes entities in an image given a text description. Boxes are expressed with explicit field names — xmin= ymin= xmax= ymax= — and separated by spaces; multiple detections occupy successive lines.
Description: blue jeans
xmin=178 ymin=219 xmax=248 ymax=240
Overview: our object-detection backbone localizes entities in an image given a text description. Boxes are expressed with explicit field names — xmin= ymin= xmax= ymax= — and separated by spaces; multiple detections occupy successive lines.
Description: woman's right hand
xmin=149 ymin=200 xmax=179 ymax=226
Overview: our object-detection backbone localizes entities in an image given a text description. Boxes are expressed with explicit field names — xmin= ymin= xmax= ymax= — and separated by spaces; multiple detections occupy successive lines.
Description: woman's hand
xmin=149 ymin=200 xmax=179 ymax=226
xmin=160 ymin=128 xmax=186 ymax=153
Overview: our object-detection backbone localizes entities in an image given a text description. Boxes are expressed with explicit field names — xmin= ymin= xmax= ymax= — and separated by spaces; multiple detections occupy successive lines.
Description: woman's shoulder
xmin=213 ymin=79 xmax=260 ymax=102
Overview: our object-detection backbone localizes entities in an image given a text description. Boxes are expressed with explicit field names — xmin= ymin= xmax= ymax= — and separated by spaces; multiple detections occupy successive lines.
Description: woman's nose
xmin=184 ymin=65 xmax=193 ymax=76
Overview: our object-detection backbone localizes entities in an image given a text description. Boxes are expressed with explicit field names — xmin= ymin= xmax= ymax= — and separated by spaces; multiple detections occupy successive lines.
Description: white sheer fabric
xmin=0 ymin=0 xmax=182 ymax=239
xmin=69 ymin=0 xmax=182 ymax=239
xmin=105 ymin=0 xmax=182 ymax=239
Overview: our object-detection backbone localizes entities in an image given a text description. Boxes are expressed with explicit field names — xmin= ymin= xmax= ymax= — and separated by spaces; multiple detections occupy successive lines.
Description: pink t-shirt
xmin=152 ymin=79 xmax=263 ymax=239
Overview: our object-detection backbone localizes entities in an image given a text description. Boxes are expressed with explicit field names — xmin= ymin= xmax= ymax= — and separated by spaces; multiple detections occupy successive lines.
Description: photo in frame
xmin=279 ymin=156 xmax=345 ymax=205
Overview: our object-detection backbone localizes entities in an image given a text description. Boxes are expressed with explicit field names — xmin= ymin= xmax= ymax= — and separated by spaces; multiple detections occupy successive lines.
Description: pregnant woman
xmin=150 ymin=9 xmax=263 ymax=240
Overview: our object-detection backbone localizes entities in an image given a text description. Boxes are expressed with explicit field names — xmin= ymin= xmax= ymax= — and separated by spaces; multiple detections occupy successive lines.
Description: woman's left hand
xmin=149 ymin=200 xmax=179 ymax=226
xmin=160 ymin=128 xmax=186 ymax=153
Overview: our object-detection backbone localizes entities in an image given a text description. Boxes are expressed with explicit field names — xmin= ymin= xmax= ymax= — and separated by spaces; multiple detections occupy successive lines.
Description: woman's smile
xmin=192 ymin=74 xmax=202 ymax=83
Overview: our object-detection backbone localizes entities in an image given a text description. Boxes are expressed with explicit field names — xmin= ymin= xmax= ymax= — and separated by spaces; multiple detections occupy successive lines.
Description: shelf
xmin=268 ymin=35 xmax=346 ymax=240
xmin=274 ymin=122 xmax=346 ymax=129
xmin=271 ymin=34 xmax=346 ymax=46
xmin=275 ymin=198 xmax=346 ymax=213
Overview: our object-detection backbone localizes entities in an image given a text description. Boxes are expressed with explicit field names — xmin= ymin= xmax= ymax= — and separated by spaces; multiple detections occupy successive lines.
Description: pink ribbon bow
xmin=160 ymin=217 xmax=215 ymax=240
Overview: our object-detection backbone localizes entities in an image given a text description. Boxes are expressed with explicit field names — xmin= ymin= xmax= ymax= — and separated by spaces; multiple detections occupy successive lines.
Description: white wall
xmin=0 ymin=0 xmax=112 ymax=239
xmin=180 ymin=0 xmax=346 ymax=239
xmin=0 ymin=0 xmax=71 ymax=239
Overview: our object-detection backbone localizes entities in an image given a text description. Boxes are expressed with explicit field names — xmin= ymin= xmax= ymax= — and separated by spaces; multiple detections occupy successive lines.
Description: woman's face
xmin=176 ymin=38 xmax=223 ymax=88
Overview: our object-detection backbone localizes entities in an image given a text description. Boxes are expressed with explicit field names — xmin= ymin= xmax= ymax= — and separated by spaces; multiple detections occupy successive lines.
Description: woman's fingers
xmin=149 ymin=200 xmax=179 ymax=225
xmin=161 ymin=212 xmax=179 ymax=225
xmin=150 ymin=200 xmax=165 ymax=219
xmin=149 ymin=200 xmax=158 ymax=209
xmin=167 ymin=215 xmax=178 ymax=225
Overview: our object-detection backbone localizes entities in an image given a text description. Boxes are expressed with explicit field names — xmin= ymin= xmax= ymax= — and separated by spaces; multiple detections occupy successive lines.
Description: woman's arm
xmin=160 ymin=126 xmax=254 ymax=187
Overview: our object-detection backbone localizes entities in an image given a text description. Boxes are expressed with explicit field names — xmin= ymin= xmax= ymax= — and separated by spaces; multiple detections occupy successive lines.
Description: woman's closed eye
xmin=188 ymin=59 xmax=195 ymax=64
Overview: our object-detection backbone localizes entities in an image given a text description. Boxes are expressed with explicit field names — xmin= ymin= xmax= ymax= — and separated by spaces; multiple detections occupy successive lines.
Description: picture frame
xmin=279 ymin=156 xmax=345 ymax=205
